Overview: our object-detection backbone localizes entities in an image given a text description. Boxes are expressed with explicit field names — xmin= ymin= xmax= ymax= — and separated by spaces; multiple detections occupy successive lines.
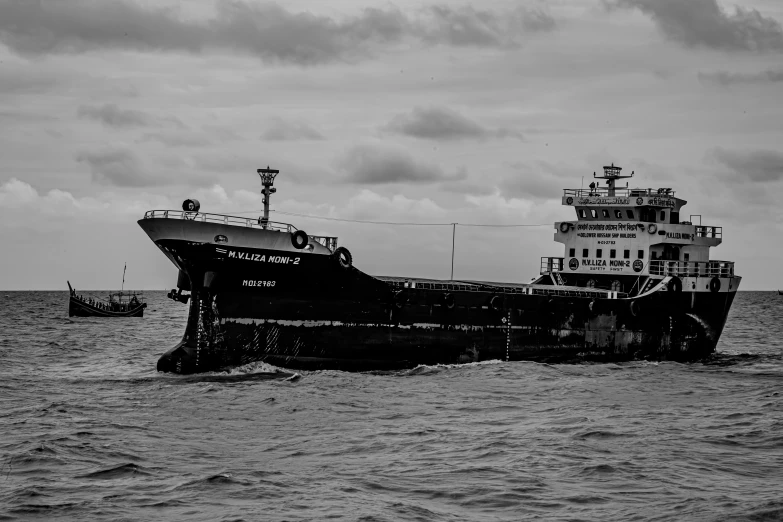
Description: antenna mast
xmin=257 ymin=166 xmax=279 ymax=228
xmin=593 ymin=163 xmax=634 ymax=196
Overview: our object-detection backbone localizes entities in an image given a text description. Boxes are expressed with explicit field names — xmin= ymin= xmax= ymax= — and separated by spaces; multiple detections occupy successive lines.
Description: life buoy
xmin=559 ymin=222 xmax=570 ymax=233
xmin=709 ymin=277 xmax=721 ymax=293
xmin=291 ymin=230 xmax=308 ymax=249
xmin=182 ymin=199 xmax=200 ymax=212
xmin=647 ymin=223 xmax=657 ymax=234
xmin=490 ymin=295 xmax=503 ymax=312
xmin=443 ymin=293 xmax=455 ymax=309
xmin=667 ymin=276 xmax=682 ymax=294
xmin=334 ymin=247 xmax=352 ymax=269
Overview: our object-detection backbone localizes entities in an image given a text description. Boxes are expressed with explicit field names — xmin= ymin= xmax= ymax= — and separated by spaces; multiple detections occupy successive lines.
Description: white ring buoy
xmin=648 ymin=223 xmax=657 ymax=234
xmin=559 ymin=222 xmax=570 ymax=233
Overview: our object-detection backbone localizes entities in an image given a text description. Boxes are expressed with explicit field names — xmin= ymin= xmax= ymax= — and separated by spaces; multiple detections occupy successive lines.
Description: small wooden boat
xmin=67 ymin=281 xmax=147 ymax=317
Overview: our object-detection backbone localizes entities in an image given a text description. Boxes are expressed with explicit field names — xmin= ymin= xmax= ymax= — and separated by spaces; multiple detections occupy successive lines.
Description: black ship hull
xmin=140 ymin=221 xmax=739 ymax=374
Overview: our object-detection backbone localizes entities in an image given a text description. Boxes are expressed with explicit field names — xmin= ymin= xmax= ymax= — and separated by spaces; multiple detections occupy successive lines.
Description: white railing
xmin=143 ymin=210 xmax=297 ymax=232
xmin=142 ymin=210 xmax=338 ymax=251
xmin=649 ymin=260 xmax=734 ymax=277
xmin=563 ymin=187 xmax=675 ymax=198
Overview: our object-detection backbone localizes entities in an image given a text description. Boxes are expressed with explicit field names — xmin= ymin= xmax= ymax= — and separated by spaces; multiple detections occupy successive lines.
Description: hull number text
xmin=242 ymin=280 xmax=276 ymax=287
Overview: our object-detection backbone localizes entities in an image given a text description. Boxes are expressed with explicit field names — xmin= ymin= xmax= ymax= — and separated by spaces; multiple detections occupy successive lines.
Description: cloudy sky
xmin=1 ymin=0 xmax=782 ymax=290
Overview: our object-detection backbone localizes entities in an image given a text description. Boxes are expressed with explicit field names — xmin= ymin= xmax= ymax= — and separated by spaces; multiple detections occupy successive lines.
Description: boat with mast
xmin=67 ymin=264 xmax=147 ymax=317
xmin=138 ymin=164 xmax=741 ymax=374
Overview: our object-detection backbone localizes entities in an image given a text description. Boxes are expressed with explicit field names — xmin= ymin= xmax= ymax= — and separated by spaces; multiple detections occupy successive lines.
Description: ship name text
xmin=581 ymin=258 xmax=633 ymax=272
xmin=228 ymin=251 xmax=300 ymax=265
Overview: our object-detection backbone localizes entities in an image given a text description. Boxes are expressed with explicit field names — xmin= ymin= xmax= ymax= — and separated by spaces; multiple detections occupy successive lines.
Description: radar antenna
xmin=257 ymin=166 xmax=279 ymax=228
xmin=593 ymin=163 xmax=634 ymax=196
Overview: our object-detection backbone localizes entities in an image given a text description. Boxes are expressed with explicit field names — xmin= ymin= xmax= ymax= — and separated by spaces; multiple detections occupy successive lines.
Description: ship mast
xmin=257 ymin=166 xmax=279 ymax=228
xmin=593 ymin=163 xmax=633 ymax=196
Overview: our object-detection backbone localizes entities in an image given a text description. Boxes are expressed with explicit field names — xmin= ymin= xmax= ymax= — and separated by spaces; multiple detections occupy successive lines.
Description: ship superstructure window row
xmin=575 ymin=207 xmax=644 ymax=221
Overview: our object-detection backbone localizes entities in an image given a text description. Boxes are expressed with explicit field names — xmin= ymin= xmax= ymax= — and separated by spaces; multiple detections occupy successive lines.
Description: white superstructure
xmin=541 ymin=164 xmax=737 ymax=295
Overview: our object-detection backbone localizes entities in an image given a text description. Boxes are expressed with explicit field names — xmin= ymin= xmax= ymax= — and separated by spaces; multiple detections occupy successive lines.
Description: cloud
xmin=420 ymin=5 xmax=555 ymax=47
xmin=77 ymin=103 xmax=184 ymax=129
xmin=75 ymin=148 xmax=157 ymax=187
xmin=384 ymin=106 xmax=522 ymax=141
xmin=77 ymin=104 xmax=152 ymax=128
xmin=0 ymin=72 xmax=58 ymax=94
xmin=138 ymin=131 xmax=213 ymax=148
xmin=261 ymin=117 xmax=324 ymax=141
xmin=698 ymin=69 xmax=783 ymax=85
xmin=338 ymin=142 xmax=464 ymax=185
xmin=607 ymin=0 xmax=783 ymax=52
xmin=499 ymin=161 xmax=579 ymax=200
xmin=0 ymin=1 xmax=555 ymax=64
xmin=340 ymin=189 xmax=447 ymax=222
xmin=710 ymin=148 xmax=783 ymax=182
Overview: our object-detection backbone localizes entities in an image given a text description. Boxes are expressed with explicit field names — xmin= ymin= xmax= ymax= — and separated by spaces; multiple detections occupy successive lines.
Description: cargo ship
xmin=138 ymin=164 xmax=740 ymax=374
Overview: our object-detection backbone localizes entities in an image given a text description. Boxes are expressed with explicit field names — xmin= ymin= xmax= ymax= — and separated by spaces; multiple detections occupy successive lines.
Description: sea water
xmin=1 ymin=291 xmax=781 ymax=521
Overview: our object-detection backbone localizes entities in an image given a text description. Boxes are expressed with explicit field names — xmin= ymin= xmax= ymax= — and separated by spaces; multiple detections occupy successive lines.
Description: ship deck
xmin=375 ymin=276 xmax=627 ymax=298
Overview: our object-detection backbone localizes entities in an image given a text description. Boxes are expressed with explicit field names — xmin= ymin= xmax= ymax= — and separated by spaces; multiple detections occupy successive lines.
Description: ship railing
xmin=695 ymin=225 xmax=722 ymax=239
xmin=563 ymin=187 xmax=675 ymax=198
xmin=649 ymin=260 xmax=734 ymax=278
xmin=142 ymin=210 xmax=339 ymax=251
xmin=388 ymin=279 xmax=626 ymax=298
xmin=143 ymin=210 xmax=299 ymax=232
xmin=540 ymin=257 xmax=565 ymax=274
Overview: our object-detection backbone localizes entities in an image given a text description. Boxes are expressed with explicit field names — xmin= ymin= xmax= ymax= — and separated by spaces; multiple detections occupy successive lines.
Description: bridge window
xmin=626 ymin=209 xmax=634 ymax=219
xmin=602 ymin=209 xmax=609 ymax=218
xmin=610 ymin=249 xmax=616 ymax=259
xmin=638 ymin=250 xmax=644 ymax=259
xmin=596 ymin=249 xmax=603 ymax=258
xmin=624 ymin=249 xmax=630 ymax=259
xmin=590 ymin=209 xmax=598 ymax=218
xmin=660 ymin=210 xmax=666 ymax=221
xmin=569 ymin=248 xmax=575 ymax=257
xmin=582 ymin=248 xmax=588 ymax=257
xmin=579 ymin=209 xmax=587 ymax=218
xmin=615 ymin=210 xmax=622 ymax=219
